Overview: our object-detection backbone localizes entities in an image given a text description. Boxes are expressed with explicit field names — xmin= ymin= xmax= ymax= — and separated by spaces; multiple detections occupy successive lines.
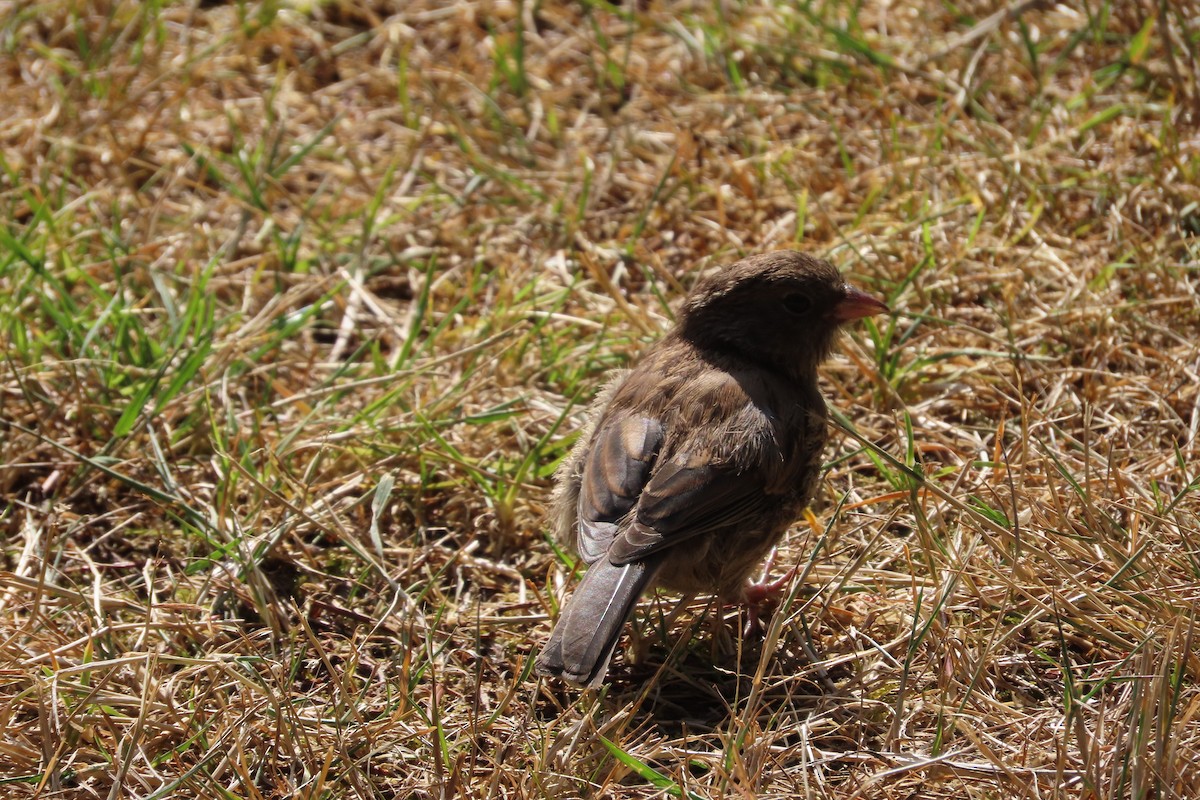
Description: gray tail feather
xmin=535 ymin=558 xmax=658 ymax=686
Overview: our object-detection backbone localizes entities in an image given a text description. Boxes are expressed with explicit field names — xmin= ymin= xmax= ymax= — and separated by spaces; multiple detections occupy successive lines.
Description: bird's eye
xmin=782 ymin=293 xmax=812 ymax=316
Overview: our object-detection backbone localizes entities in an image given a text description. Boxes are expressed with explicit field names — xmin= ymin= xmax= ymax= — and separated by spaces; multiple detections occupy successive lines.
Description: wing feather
xmin=575 ymin=415 xmax=663 ymax=563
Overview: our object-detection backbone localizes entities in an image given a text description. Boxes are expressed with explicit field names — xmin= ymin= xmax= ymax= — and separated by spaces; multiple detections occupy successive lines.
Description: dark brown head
xmin=678 ymin=251 xmax=887 ymax=379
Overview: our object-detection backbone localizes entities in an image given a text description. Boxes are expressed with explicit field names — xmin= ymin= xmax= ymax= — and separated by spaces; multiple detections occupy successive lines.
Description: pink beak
xmin=832 ymin=285 xmax=888 ymax=322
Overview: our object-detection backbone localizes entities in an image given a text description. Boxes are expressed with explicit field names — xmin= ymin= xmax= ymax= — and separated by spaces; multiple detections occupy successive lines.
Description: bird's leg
xmin=745 ymin=546 xmax=800 ymax=602
xmin=742 ymin=548 xmax=800 ymax=635
xmin=743 ymin=508 xmax=822 ymax=633
xmin=709 ymin=596 xmax=736 ymax=659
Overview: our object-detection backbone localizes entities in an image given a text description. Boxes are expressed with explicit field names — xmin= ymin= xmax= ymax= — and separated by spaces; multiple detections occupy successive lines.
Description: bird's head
xmin=679 ymin=251 xmax=888 ymax=380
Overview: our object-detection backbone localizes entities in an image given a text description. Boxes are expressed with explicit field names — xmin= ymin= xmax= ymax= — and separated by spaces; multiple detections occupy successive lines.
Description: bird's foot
xmin=744 ymin=564 xmax=799 ymax=605
xmin=741 ymin=550 xmax=799 ymax=635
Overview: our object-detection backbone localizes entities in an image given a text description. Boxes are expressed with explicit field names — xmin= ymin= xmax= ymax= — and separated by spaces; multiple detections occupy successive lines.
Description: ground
xmin=1 ymin=0 xmax=1199 ymax=797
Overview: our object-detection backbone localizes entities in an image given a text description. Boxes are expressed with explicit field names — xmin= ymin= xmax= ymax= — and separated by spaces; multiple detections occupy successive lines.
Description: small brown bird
xmin=535 ymin=250 xmax=888 ymax=686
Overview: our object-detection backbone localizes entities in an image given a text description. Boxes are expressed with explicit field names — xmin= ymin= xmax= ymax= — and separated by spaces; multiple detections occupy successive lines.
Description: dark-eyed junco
xmin=535 ymin=250 xmax=887 ymax=686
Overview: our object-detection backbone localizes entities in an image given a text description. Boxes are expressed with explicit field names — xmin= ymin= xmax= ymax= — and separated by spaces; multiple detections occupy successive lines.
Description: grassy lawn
xmin=1 ymin=0 xmax=1199 ymax=797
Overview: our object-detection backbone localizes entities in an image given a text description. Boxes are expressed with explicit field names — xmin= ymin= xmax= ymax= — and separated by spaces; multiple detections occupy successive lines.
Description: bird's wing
xmin=575 ymin=414 xmax=664 ymax=564
xmin=606 ymin=450 xmax=776 ymax=565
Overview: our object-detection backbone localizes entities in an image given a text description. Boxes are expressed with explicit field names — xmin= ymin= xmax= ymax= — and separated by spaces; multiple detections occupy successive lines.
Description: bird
xmin=534 ymin=250 xmax=888 ymax=687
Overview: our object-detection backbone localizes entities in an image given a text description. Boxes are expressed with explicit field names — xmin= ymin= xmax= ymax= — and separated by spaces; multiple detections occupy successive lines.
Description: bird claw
xmin=741 ymin=558 xmax=799 ymax=635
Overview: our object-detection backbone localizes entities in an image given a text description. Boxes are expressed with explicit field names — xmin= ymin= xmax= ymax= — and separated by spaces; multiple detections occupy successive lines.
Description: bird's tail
xmin=535 ymin=557 xmax=659 ymax=686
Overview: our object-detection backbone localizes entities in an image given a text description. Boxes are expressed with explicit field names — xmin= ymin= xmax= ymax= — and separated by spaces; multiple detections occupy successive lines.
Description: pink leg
xmin=741 ymin=547 xmax=799 ymax=634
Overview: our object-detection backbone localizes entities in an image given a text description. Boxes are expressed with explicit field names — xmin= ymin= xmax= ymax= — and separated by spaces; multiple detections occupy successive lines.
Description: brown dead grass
xmin=1 ymin=0 xmax=1199 ymax=797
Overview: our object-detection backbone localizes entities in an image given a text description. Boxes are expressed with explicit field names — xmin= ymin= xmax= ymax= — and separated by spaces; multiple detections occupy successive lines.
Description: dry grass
xmin=1 ymin=0 xmax=1199 ymax=797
